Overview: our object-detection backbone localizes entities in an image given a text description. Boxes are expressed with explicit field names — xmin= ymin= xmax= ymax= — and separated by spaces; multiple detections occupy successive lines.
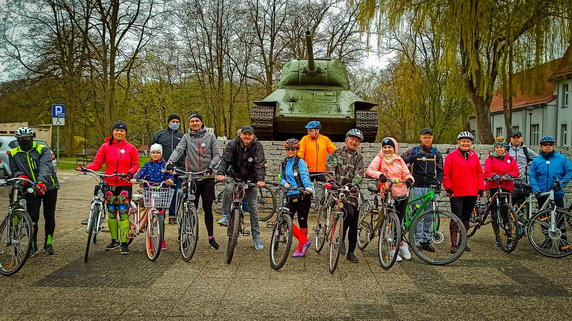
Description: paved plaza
xmin=0 ymin=170 xmax=571 ymax=320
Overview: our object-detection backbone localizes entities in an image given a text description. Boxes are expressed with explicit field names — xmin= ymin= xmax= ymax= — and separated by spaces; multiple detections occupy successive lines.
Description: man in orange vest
xmin=297 ymin=120 xmax=337 ymax=202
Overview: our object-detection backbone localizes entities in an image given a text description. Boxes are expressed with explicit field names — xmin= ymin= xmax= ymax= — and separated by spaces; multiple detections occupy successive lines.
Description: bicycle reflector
xmin=324 ymin=183 xmax=332 ymax=189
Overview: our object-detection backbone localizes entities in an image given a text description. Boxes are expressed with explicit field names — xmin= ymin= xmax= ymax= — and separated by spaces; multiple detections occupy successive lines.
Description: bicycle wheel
xmin=496 ymin=203 xmax=519 ymax=253
xmin=84 ymin=203 xmax=100 ymax=263
xmin=328 ymin=211 xmax=344 ymax=274
xmin=258 ymin=185 xmax=277 ymax=221
xmin=527 ymin=208 xmax=572 ymax=258
xmin=146 ymin=212 xmax=163 ymax=261
xmin=377 ymin=210 xmax=401 ymax=270
xmin=467 ymin=206 xmax=482 ymax=238
xmin=357 ymin=201 xmax=373 ymax=250
xmin=314 ymin=205 xmax=328 ymax=253
xmin=213 ymin=181 xmax=225 ymax=214
xmin=409 ymin=210 xmax=466 ymax=265
xmin=226 ymin=207 xmax=241 ymax=264
xmin=269 ymin=214 xmax=293 ymax=270
xmin=180 ymin=202 xmax=199 ymax=262
xmin=0 ymin=210 xmax=33 ymax=276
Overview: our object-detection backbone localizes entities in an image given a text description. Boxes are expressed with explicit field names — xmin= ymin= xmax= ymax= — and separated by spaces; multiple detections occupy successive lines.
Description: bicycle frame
xmin=403 ymin=189 xmax=436 ymax=232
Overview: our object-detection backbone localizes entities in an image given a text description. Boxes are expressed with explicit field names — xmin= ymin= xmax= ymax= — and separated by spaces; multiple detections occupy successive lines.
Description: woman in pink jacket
xmin=443 ymin=131 xmax=484 ymax=253
xmin=366 ymin=137 xmax=414 ymax=262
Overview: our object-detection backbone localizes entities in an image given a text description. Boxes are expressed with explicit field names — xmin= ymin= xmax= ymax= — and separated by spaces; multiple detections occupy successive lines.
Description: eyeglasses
xmin=541 ymin=143 xmax=554 ymax=147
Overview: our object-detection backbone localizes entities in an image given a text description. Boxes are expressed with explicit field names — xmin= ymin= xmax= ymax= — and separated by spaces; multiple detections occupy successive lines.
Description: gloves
xmin=126 ymin=172 xmax=134 ymax=180
xmin=445 ymin=189 xmax=453 ymax=196
xmin=205 ymin=167 xmax=213 ymax=176
xmin=552 ymin=181 xmax=562 ymax=190
xmin=305 ymin=187 xmax=313 ymax=194
xmin=18 ymin=175 xmax=30 ymax=186
xmin=478 ymin=190 xmax=484 ymax=197
xmin=378 ymin=174 xmax=388 ymax=183
xmin=492 ymin=174 xmax=502 ymax=181
xmin=165 ymin=163 xmax=175 ymax=171
xmin=534 ymin=191 xmax=542 ymax=198
xmin=283 ymin=182 xmax=291 ymax=189
xmin=503 ymin=174 xmax=513 ymax=180
xmin=328 ymin=181 xmax=338 ymax=189
xmin=75 ymin=166 xmax=86 ymax=172
xmin=36 ymin=182 xmax=47 ymax=196
xmin=404 ymin=178 xmax=413 ymax=188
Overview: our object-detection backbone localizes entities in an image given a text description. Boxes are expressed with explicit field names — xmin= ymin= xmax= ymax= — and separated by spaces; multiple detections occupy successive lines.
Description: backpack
xmin=412 ymin=145 xmax=437 ymax=158
xmin=280 ymin=156 xmax=303 ymax=187
xmin=509 ymin=145 xmax=532 ymax=164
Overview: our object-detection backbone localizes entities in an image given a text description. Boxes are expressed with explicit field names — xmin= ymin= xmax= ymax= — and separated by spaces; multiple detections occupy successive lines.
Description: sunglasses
xmin=541 ymin=143 xmax=554 ymax=147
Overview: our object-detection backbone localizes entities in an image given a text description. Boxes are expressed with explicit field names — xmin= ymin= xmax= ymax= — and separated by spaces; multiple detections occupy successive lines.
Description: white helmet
xmin=14 ymin=127 xmax=35 ymax=138
xmin=457 ymin=131 xmax=474 ymax=141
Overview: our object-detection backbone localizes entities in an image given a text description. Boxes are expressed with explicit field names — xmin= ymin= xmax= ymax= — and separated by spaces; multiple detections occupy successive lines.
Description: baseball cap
xmin=420 ymin=128 xmax=433 ymax=135
xmin=511 ymin=130 xmax=522 ymax=137
xmin=240 ymin=125 xmax=255 ymax=134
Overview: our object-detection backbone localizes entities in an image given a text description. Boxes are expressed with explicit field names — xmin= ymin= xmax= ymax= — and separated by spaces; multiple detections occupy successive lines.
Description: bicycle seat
xmin=367 ymin=184 xmax=379 ymax=193
xmin=132 ymin=193 xmax=143 ymax=201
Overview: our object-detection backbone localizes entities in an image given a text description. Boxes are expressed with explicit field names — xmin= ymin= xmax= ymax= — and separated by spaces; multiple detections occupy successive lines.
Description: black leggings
xmin=450 ymin=196 xmax=477 ymax=221
xmin=194 ymin=179 xmax=215 ymax=237
xmin=342 ymin=202 xmax=359 ymax=253
xmin=286 ymin=194 xmax=311 ymax=228
xmin=25 ymin=189 xmax=58 ymax=245
xmin=394 ymin=198 xmax=408 ymax=223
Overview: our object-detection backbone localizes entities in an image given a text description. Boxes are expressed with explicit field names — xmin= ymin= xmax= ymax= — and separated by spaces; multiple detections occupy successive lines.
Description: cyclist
xmin=8 ymin=127 xmax=59 ymax=256
xmin=366 ymin=137 xmax=414 ymax=262
xmin=508 ymin=130 xmax=538 ymax=205
xmin=132 ymin=143 xmax=174 ymax=250
xmin=78 ymin=121 xmax=139 ymax=255
xmin=279 ymin=139 xmax=314 ymax=258
xmin=152 ymin=113 xmax=184 ymax=224
xmin=484 ymin=137 xmax=519 ymax=246
xmin=167 ymin=112 xmax=221 ymax=250
xmin=443 ymin=131 xmax=484 ymax=253
xmin=325 ymin=128 xmax=365 ymax=263
xmin=215 ymin=125 xmax=266 ymax=250
xmin=401 ymin=128 xmax=443 ymax=253
xmin=298 ymin=120 xmax=336 ymax=202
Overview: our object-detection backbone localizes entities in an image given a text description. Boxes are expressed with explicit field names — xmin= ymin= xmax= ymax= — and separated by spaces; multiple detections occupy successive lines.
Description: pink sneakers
xmin=161 ymin=240 xmax=167 ymax=250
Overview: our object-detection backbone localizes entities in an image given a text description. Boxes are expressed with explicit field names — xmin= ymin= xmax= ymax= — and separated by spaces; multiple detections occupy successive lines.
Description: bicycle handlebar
xmin=5 ymin=177 xmax=38 ymax=186
xmin=79 ymin=168 xmax=128 ymax=179
xmin=134 ymin=179 xmax=170 ymax=188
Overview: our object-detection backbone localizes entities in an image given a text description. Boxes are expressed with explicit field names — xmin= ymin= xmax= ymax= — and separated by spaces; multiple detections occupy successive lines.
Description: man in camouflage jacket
xmin=324 ymin=128 xmax=365 ymax=263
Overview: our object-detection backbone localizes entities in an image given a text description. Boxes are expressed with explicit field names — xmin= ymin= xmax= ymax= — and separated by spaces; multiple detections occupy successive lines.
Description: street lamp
xmin=527 ymin=107 xmax=534 ymax=145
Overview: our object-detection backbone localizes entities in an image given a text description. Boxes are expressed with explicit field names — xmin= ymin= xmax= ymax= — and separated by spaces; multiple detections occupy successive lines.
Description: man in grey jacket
xmin=168 ymin=112 xmax=221 ymax=249
xmin=508 ymin=130 xmax=538 ymax=205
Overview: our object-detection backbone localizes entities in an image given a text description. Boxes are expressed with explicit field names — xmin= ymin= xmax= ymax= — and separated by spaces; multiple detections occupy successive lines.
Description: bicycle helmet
xmin=284 ymin=138 xmax=300 ymax=149
xmin=457 ymin=131 xmax=474 ymax=141
xmin=14 ymin=127 xmax=35 ymax=138
xmin=539 ymin=136 xmax=556 ymax=144
xmin=305 ymin=120 xmax=321 ymax=129
xmin=346 ymin=128 xmax=364 ymax=141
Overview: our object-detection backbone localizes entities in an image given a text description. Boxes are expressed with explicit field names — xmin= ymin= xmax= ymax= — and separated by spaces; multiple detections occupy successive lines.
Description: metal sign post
xmin=52 ymin=104 xmax=66 ymax=162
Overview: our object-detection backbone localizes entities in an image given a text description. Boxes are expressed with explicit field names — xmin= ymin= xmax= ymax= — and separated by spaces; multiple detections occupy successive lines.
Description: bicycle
xmin=172 ymin=167 xmax=206 ymax=262
xmin=213 ymin=180 xmax=277 ymax=222
xmin=467 ymin=177 xmax=519 ymax=253
xmin=309 ymin=173 xmax=329 ymax=212
xmin=137 ymin=180 xmax=174 ymax=261
xmin=525 ymin=178 xmax=572 ymax=258
xmin=225 ymin=179 xmax=257 ymax=264
xmin=357 ymin=180 xmax=401 ymax=270
xmin=78 ymin=168 xmax=127 ymax=263
xmin=403 ymin=184 xmax=467 ymax=265
xmin=0 ymin=177 xmax=35 ymax=276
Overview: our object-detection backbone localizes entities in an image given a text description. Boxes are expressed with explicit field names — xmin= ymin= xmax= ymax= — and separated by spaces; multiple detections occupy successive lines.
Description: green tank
xmin=251 ymin=31 xmax=378 ymax=142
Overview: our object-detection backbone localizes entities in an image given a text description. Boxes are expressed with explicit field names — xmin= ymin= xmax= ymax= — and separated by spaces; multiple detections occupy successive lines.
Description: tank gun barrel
xmin=305 ymin=31 xmax=315 ymax=72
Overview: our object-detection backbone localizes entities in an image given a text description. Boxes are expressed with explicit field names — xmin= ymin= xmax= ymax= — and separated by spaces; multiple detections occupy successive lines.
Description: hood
xmin=378 ymin=137 xmax=399 ymax=155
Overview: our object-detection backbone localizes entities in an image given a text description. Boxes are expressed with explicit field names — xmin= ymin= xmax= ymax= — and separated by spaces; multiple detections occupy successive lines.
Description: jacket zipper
xmin=116 ymin=140 xmax=120 ymax=185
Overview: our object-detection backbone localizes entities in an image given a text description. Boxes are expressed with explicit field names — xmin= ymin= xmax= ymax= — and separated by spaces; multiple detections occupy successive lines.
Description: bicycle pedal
xmin=241 ymin=230 xmax=251 ymax=236
xmin=80 ymin=219 xmax=88 ymax=225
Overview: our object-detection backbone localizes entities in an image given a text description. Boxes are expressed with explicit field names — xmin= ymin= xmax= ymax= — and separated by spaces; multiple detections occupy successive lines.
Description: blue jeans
xmin=221 ymin=180 xmax=261 ymax=239
xmin=169 ymin=176 xmax=182 ymax=217
xmin=411 ymin=187 xmax=434 ymax=245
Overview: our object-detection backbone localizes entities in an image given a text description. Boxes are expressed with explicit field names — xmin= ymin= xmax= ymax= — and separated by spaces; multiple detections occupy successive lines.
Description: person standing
xmin=152 ymin=113 xmax=184 ymax=224
xmin=8 ymin=127 xmax=60 ymax=256
xmin=507 ymin=130 xmax=538 ymax=205
xmin=400 ymin=128 xmax=443 ymax=253
xmin=168 ymin=112 xmax=221 ymax=249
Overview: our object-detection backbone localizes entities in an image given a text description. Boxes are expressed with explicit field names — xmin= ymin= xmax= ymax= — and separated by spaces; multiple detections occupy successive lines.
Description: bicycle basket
xmin=142 ymin=187 xmax=175 ymax=208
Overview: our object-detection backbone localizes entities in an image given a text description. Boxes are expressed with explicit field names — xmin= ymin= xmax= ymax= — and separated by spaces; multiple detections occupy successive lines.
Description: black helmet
xmin=346 ymin=128 xmax=364 ymax=141
xmin=284 ymin=138 xmax=300 ymax=149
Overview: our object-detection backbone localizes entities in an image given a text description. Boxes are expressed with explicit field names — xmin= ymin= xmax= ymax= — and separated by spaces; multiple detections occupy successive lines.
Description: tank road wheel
xmin=251 ymin=106 xmax=274 ymax=140
xmin=356 ymin=110 xmax=378 ymax=142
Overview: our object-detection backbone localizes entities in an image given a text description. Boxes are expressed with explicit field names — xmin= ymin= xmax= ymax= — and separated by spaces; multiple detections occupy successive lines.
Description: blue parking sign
xmin=52 ymin=104 xmax=65 ymax=118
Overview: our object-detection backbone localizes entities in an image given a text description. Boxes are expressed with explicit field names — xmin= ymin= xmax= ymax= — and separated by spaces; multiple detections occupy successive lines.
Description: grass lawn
xmin=57 ymin=156 xmax=151 ymax=171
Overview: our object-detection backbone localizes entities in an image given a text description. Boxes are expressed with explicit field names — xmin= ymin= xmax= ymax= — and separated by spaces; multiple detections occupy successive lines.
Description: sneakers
xmin=217 ymin=216 xmax=228 ymax=226
xmin=292 ymin=247 xmax=303 ymax=258
xmin=120 ymin=243 xmax=130 ymax=255
xmin=209 ymin=237 xmax=220 ymax=250
xmin=399 ymin=243 xmax=411 ymax=260
xmin=43 ymin=244 xmax=54 ymax=255
xmin=253 ymin=238 xmax=264 ymax=250
xmin=105 ymin=240 xmax=120 ymax=250
xmin=450 ymin=246 xmax=458 ymax=254
xmin=168 ymin=217 xmax=177 ymax=225
xmin=464 ymin=244 xmax=471 ymax=252
xmin=422 ymin=242 xmax=436 ymax=252
xmin=390 ymin=249 xmax=403 ymax=262
xmin=161 ymin=240 xmax=167 ymax=250
xmin=29 ymin=242 xmax=38 ymax=258
xmin=347 ymin=252 xmax=359 ymax=263
xmin=300 ymin=240 xmax=312 ymax=257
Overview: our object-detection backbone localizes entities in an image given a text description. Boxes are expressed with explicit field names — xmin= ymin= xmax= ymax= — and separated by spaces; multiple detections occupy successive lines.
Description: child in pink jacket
xmin=366 ymin=137 xmax=414 ymax=261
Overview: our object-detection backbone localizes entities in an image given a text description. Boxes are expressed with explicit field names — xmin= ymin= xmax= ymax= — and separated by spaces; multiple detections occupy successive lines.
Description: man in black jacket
xmin=152 ymin=113 xmax=184 ymax=223
xmin=216 ymin=126 xmax=266 ymax=250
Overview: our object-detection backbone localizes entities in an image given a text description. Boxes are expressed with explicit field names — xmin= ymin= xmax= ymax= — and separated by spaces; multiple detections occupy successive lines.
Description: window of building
xmin=530 ymin=124 xmax=539 ymax=145
xmin=563 ymin=84 xmax=569 ymax=108
xmin=512 ymin=126 xmax=519 ymax=134
xmin=495 ymin=127 xmax=503 ymax=137
xmin=561 ymin=124 xmax=568 ymax=146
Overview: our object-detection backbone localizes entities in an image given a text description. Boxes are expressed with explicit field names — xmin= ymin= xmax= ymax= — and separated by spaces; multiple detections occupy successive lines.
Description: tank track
xmin=356 ymin=110 xmax=378 ymax=142
xmin=251 ymin=105 xmax=274 ymax=140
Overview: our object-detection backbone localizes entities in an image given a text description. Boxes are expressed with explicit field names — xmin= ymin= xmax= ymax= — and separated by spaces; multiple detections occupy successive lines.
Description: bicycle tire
xmin=213 ymin=181 xmax=225 ymax=214
xmin=314 ymin=205 xmax=328 ymax=253
xmin=180 ymin=202 xmax=199 ymax=262
xmin=0 ymin=210 xmax=33 ymax=276
xmin=146 ymin=212 xmax=163 ymax=261
xmin=357 ymin=201 xmax=373 ymax=250
xmin=409 ymin=210 xmax=466 ymax=265
xmin=496 ymin=203 xmax=519 ymax=253
xmin=84 ymin=203 xmax=100 ymax=263
xmin=258 ymin=185 xmax=277 ymax=222
xmin=377 ymin=210 xmax=401 ymax=270
xmin=226 ymin=207 xmax=241 ymax=264
xmin=527 ymin=208 xmax=572 ymax=258
xmin=269 ymin=214 xmax=293 ymax=270
xmin=329 ymin=211 xmax=344 ymax=274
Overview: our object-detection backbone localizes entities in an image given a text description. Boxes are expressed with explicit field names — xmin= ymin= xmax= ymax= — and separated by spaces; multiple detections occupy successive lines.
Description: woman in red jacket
xmin=443 ymin=131 xmax=484 ymax=253
xmin=484 ymin=138 xmax=519 ymax=245
xmin=78 ymin=121 xmax=139 ymax=254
